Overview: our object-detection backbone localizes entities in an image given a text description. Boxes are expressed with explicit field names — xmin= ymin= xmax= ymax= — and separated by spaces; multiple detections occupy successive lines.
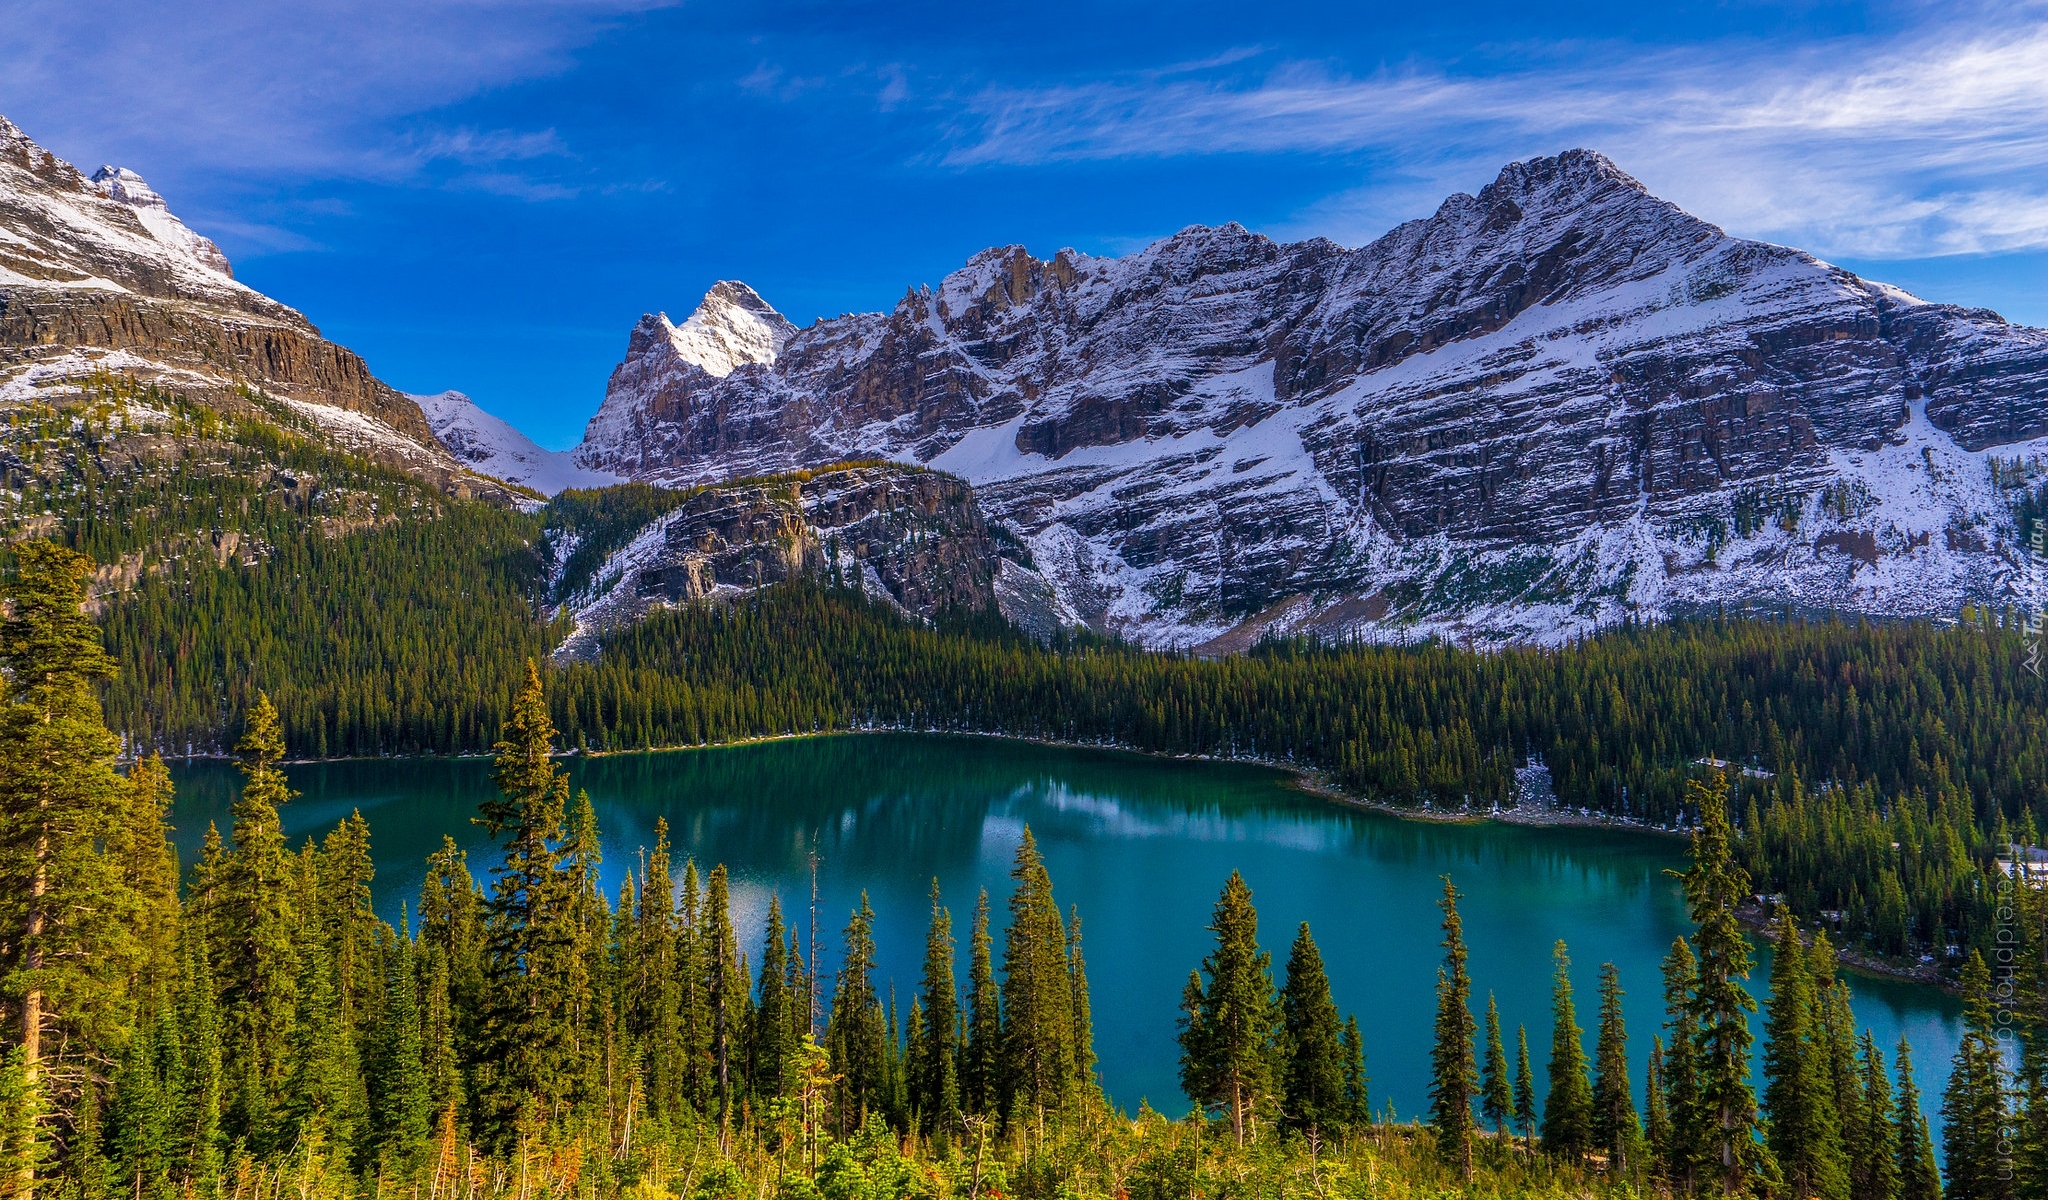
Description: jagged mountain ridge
xmin=575 ymin=150 xmax=2048 ymax=647
xmin=0 ymin=114 xmax=519 ymax=501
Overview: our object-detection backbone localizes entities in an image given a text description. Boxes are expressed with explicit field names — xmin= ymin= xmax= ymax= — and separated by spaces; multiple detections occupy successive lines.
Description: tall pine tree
xmin=1764 ymin=909 xmax=1848 ymax=1200
xmin=1278 ymin=923 xmax=1345 ymax=1139
xmin=1591 ymin=961 xmax=1641 ymax=1172
xmin=472 ymin=660 xmax=580 ymax=1144
xmin=1896 ymin=1038 xmax=1943 ymax=1200
xmin=1428 ymin=878 xmax=1478 ymax=1178
xmin=1179 ymin=871 xmax=1276 ymax=1147
xmin=0 ymin=542 xmax=151 ymax=1144
xmin=910 ymin=882 xmax=959 ymax=1135
xmin=1481 ymin=994 xmax=1512 ymax=1139
xmin=1679 ymin=774 xmax=1770 ymax=1194
xmin=1000 ymin=830 xmax=1075 ymax=1122
xmin=1541 ymin=941 xmax=1593 ymax=1162
xmin=1941 ymin=951 xmax=2014 ymax=1200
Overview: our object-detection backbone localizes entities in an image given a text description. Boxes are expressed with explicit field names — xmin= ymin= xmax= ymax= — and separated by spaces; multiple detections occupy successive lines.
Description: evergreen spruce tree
xmin=1541 ymin=940 xmax=1593 ymax=1162
xmin=171 ymin=931 xmax=223 ymax=1197
xmin=278 ymin=937 xmax=366 ymax=1164
xmin=962 ymin=889 xmax=1000 ymax=1119
xmin=218 ymin=694 xmax=299 ymax=1140
xmin=675 ymin=859 xmax=711 ymax=1110
xmin=1427 ymin=878 xmax=1478 ymax=1178
xmin=825 ymin=893 xmax=886 ymax=1133
xmin=1000 ymin=830 xmax=1076 ymax=1122
xmin=703 ymin=864 xmax=742 ymax=1119
xmin=1646 ymin=1036 xmax=1671 ymax=1171
xmin=418 ymin=946 xmax=460 ymax=1129
xmin=1341 ymin=1015 xmax=1370 ymax=1131
xmin=1278 ymin=923 xmax=1345 ymax=1138
xmin=1813 ymin=935 xmax=1861 ymax=1126
xmin=1851 ymin=1032 xmax=1901 ymax=1200
xmin=1591 ymin=961 xmax=1642 ymax=1172
xmin=1659 ymin=936 xmax=1705 ymax=1188
xmin=563 ymin=791 xmax=609 ymax=1108
xmin=107 ymin=1002 xmax=177 ymax=1200
xmin=1513 ymin=1025 xmax=1536 ymax=1152
xmin=1068 ymin=906 xmax=1095 ymax=1100
xmin=472 ymin=660 xmax=579 ymax=1144
xmin=1941 ymin=951 xmax=2014 ymax=1200
xmin=1895 ymin=1038 xmax=1942 ymax=1200
xmin=1178 ymin=870 xmax=1277 ymax=1147
xmin=0 ymin=542 xmax=150 ymax=1141
xmin=1764 ymin=909 xmax=1849 ymax=1200
xmin=416 ymin=837 xmax=485 ymax=1034
xmin=120 ymin=755 xmax=180 ymax=996
xmin=911 ymin=882 xmax=960 ymax=1135
xmin=1679 ymin=775 xmax=1770 ymax=1194
xmin=751 ymin=896 xmax=796 ymax=1102
xmin=370 ymin=927 xmax=430 ymax=1170
xmin=1481 ymin=994 xmax=1512 ymax=1138
xmin=316 ymin=813 xmax=377 ymax=1035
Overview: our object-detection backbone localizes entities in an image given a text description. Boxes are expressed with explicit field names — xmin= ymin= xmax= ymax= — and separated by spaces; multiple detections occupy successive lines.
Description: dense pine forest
xmin=1 ymin=541 xmax=2043 ymax=1200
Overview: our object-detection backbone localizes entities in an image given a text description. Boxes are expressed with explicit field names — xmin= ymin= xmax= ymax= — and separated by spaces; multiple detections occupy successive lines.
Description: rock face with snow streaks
xmin=578 ymin=149 xmax=2048 ymax=646
xmin=554 ymin=464 xmax=998 ymax=656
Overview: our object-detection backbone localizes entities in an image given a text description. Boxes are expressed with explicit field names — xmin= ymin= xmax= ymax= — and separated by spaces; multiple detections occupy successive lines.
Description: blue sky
xmin=5 ymin=0 xmax=2046 ymax=448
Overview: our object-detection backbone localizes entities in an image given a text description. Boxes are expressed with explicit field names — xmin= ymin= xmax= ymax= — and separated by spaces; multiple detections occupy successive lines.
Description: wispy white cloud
xmin=942 ymin=15 xmax=2048 ymax=260
xmin=0 ymin=0 xmax=671 ymax=189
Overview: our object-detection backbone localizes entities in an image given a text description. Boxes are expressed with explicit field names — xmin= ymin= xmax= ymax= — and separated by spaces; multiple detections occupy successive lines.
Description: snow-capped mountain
xmin=573 ymin=150 xmax=2048 ymax=647
xmin=0 ymin=114 xmax=517 ymax=501
xmin=415 ymin=390 xmax=620 ymax=497
xmin=86 ymin=165 xmax=236 ymax=279
xmin=578 ymin=281 xmax=797 ymax=463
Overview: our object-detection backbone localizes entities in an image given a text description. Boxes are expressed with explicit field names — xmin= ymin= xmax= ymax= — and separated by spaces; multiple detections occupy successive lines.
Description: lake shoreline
xmin=175 ymin=725 xmax=1952 ymax=993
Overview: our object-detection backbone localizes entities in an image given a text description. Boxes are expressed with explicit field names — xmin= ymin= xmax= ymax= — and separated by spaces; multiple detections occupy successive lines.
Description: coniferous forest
xmin=1 ymin=540 xmax=2044 ymax=1200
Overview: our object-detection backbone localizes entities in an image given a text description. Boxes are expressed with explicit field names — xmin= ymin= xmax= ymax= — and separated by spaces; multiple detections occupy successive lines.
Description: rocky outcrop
xmin=578 ymin=150 xmax=2048 ymax=646
xmin=554 ymin=464 xmax=999 ymax=656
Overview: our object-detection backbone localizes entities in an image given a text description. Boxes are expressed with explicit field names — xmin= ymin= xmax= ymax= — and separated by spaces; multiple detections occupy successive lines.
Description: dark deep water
xmin=166 ymin=733 xmax=1963 ymax=1135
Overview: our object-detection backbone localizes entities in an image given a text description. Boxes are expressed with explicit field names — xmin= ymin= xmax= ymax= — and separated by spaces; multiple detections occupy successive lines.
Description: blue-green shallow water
xmin=165 ymin=733 xmax=1962 ymax=1137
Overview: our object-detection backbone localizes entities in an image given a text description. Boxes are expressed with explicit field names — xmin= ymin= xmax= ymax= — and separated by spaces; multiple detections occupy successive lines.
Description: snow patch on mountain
xmin=414 ymin=391 xmax=620 ymax=496
xmin=660 ymin=281 xmax=796 ymax=378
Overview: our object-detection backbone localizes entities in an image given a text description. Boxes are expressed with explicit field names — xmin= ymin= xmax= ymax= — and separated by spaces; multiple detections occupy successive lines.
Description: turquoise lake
xmin=165 ymin=733 xmax=1962 ymax=1135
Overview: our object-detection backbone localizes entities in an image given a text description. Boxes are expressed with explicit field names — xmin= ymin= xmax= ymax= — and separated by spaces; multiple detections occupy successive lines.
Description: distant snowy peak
xmin=658 ymin=280 xmax=796 ymax=377
xmin=573 ymin=281 xmax=800 ymax=474
xmin=415 ymin=391 xmax=621 ymax=497
xmin=88 ymin=165 xmax=235 ymax=278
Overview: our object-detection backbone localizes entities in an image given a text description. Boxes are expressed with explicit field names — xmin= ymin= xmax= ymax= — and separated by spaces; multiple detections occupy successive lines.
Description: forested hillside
xmin=1 ymin=546 xmax=2041 ymax=1200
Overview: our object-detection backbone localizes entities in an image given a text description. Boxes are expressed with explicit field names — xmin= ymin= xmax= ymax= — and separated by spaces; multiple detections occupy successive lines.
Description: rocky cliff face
xmin=0 ymin=114 xmax=512 ymax=499
xmin=577 ymin=150 xmax=2048 ymax=647
xmin=553 ymin=464 xmax=997 ymax=656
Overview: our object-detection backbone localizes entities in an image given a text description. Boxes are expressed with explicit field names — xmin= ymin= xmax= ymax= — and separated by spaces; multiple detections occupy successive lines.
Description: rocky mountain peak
xmin=657 ymin=280 xmax=796 ymax=378
xmin=88 ymin=164 xmax=235 ymax=278
xmin=0 ymin=113 xmax=253 ymax=303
